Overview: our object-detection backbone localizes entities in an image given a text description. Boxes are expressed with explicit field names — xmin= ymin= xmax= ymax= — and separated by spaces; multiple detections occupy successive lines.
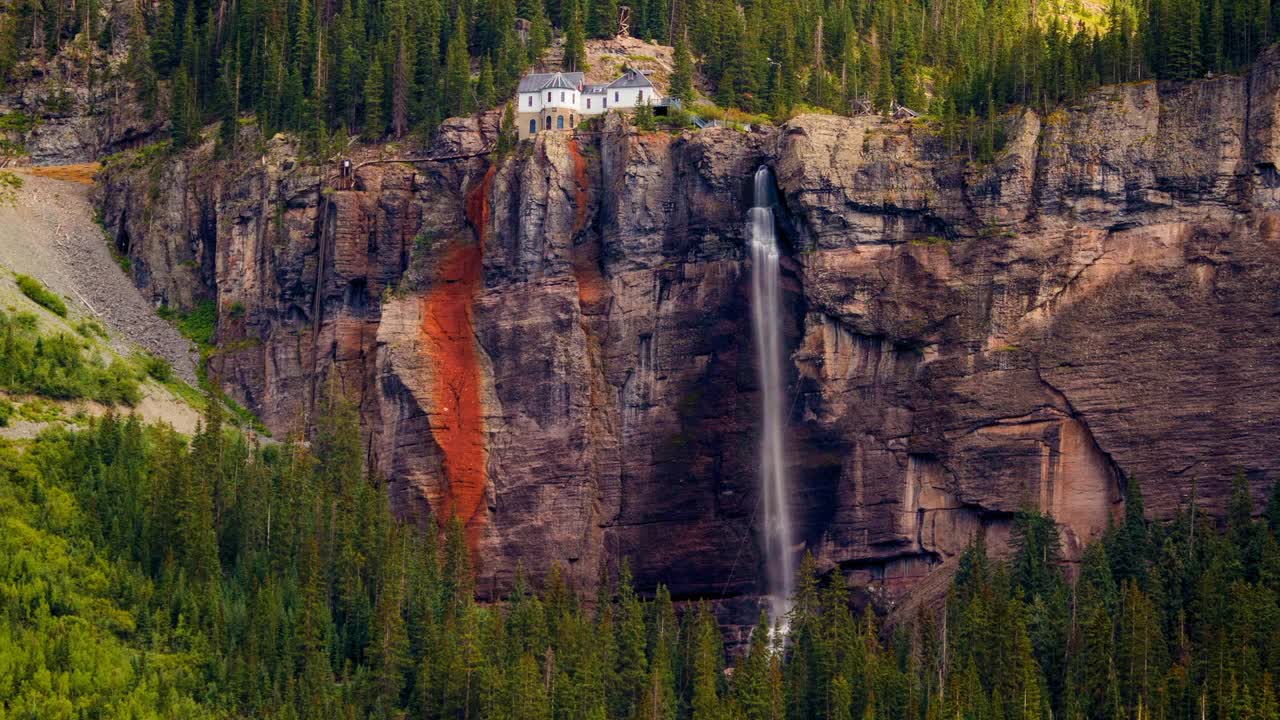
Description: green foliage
xmin=158 ymin=299 xmax=216 ymax=348
xmin=3 ymin=374 xmax=1280 ymax=720
xmin=170 ymin=68 xmax=198 ymax=148
xmin=74 ymin=318 xmax=107 ymax=339
xmin=672 ymin=28 xmax=695 ymax=103
xmin=138 ymin=353 xmax=174 ymax=382
xmin=4 ymin=0 xmax=1265 ymax=156
xmin=634 ymin=99 xmax=656 ymax=131
xmin=497 ymin=101 xmax=518 ymax=158
xmin=0 ymin=170 xmax=22 ymax=208
xmin=562 ymin=0 xmax=589 ymax=73
xmin=14 ymin=274 xmax=65 ymax=317
xmin=0 ymin=309 xmax=140 ymax=405
xmin=0 ymin=111 xmax=35 ymax=133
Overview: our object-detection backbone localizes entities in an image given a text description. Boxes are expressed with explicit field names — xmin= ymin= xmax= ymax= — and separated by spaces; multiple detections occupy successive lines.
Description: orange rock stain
xmin=567 ymin=139 xmax=608 ymax=307
xmin=420 ymin=166 xmax=495 ymax=552
xmin=24 ymin=163 xmax=101 ymax=185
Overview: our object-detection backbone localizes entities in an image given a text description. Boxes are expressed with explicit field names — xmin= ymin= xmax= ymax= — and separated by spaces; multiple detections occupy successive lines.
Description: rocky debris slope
xmin=0 ymin=172 xmax=198 ymax=383
xmin=94 ymin=51 xmax=1280 ymax=619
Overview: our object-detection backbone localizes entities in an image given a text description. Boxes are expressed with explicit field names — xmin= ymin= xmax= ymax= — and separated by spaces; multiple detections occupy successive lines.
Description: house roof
xmin=608 ymin=69 xmax=654 ymax=89
xmin=517 ymin=72 xmax=585 ymax=93
xmin=584 ymin=84 xmax=609 ymax=94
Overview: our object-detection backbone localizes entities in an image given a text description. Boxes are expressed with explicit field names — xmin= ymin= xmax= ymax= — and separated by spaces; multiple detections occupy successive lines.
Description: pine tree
xmin=476 ymin=57 xmax=496 ymax=110
xmin=497 ymin=101 xmax=517 ymax=156
xmin=528 ymin=3 xmax=552 ymax=63
xmin=1111 ymin=478 xmax=1151 ymax=587
xmin=691 ymin=603 xmax=724 ymax=720
xmin=363 ymin=49 xmax=386 ymax=139
xmin=366 ymin=528 xmax=410 ymax=718
xmin=444 ymin=14 xmax=473 ymax=117
xmin=1166 ymin=0 xmax=1202 ymax=79
xmin=734 ymin=612 xmax=774 ymax=720
xmin=170 ymin=67 xmax=198 ymax=147
xmin=634 ymin=99 xmax=655 ymax=130
xmin=607 ymin=561 xmax=648 ymax=718
xmin=563 ymin=0 xmax=588 ymax=72
xmin=151 ymin=0 xmax=176 ymax=75
xmin=672 ymin=28 xmax=695 ymax=102
xmin=589 ymin=0 xmax=619 ymax=38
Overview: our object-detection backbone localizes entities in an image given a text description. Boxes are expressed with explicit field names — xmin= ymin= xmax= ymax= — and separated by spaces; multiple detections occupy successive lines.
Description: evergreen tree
xmin=691 ymin=603 xmax=724 ymax=720
xmin=497 ymin=101 xmax=517 ymax=156
xmin=672 ymin=27 xmax=695 ymax=102
xmin=363 ymin=48 xmax=386 ymax=139
xmin=563 ymin=0 xmax=588 ymax=72
xmin=443 ymin=14 xmax=474 ymax=117
xmin=366 ymin=528 xmax=410 ymax=718
xmin=1112 ymin=478 xmax=1151 ymax=587
xmin=476 ymin=56 xmax=496 ymax=110
xmin=170 ymin=67 xmax=199 ymax=147
xmin=590 ymin=0 xmax=619 ymax=38
xmin=151 ymin=0 xmax=176 ymax=75
xmin=614 ymin=561 xmax=649 ymax=718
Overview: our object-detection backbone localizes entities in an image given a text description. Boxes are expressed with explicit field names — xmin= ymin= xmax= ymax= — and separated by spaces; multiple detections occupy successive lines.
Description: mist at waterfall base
xmin=749 ymin=166 xmax=796 ymax=638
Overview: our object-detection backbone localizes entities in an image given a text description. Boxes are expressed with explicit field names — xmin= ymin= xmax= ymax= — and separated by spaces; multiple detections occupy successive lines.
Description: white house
xmin=516 ymin=69 xmax=660 ymax=140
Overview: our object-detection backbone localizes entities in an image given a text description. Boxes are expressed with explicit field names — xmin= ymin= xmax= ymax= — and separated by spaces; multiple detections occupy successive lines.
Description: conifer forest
xmin=2 ymin=0 xmax=1280 ymax=717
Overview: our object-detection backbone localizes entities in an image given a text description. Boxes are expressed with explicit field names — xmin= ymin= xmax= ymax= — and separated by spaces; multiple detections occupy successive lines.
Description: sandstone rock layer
xmin=95 ymin=55 xmax=1280 ymax=618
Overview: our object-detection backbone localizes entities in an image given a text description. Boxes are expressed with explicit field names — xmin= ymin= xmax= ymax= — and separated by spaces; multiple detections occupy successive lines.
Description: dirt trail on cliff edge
xmin=0 ymin=171 xmax=199 ymax=384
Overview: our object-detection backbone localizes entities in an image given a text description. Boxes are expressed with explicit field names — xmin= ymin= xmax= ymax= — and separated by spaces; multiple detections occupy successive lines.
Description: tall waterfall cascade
xmin=749 ymin=166 xmax=795 ymax=634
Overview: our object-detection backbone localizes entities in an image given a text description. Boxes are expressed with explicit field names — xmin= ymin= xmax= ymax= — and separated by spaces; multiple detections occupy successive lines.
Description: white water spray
xmin=749 ymin=166 xmax=794 ymax=634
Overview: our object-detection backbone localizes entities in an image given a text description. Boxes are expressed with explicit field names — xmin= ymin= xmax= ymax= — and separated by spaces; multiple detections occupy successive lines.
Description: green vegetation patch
xmin=15 ymin=274 xmax=67 ymax=317
xmin=0 ymin=429 xmax=215 ymax=718
xmin=0 ymin=309 xmax=140 ymax=406
xmin=158 ymin=299 xmax=217 ymax=349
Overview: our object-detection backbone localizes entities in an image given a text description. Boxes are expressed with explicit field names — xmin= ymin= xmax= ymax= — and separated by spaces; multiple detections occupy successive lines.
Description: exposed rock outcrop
xmin=94 ymin=51 xmax=1280 ymax=622
xmin=1 ymin=2 xmax=166 ymax=165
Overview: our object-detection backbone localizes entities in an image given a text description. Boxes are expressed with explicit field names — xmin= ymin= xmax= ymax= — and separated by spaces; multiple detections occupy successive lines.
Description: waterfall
xmin=749 ymin=166 xmax=795 ymax=634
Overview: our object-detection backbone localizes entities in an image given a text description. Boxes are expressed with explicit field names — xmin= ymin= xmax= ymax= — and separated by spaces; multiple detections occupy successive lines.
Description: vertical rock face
xmin=96 ymin=53 xmax=1280 ymax=617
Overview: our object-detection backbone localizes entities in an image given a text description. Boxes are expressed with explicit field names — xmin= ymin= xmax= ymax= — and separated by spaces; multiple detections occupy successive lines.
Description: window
xmin=528 ymin=96 xmax=533 ymax=107
xmin=604 ymin=98 xmax=608 ymax=108
xmin=545 ymin=116 xmax=551 ymax=130
xmin=529 ymin=119 xmax=537 ymax=135
xmin=639 ymin=90 xmax=644 ymax=102
xmin=570 ymin=115 xmax=575 ymax=126
xmin=547 ymin=92 xmax=551 ymax=101
xmin=560 ymin=91 xmax=565 ymax=102
xmin=615 ymin=91 xmax=620 ymax=102
xmin=557 ymin=115 xmax=564 ymax=129
xmin=587 ymin=98 xmax=592 ymax=109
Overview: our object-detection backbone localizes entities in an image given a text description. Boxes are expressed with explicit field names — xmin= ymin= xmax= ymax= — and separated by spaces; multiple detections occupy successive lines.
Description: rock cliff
xmin=94 ymin=51 xmax=1280 ymax=621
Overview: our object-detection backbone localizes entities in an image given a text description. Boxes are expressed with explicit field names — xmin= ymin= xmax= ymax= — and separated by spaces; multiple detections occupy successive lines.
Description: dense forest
xmin=1 ymin=0 xmax=1277 ymax=151
xmin=4 ymin=327 xmax=1280 ymax=720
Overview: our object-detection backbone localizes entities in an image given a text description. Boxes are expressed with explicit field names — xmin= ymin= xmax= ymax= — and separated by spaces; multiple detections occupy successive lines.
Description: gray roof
xmin=608 ymin=69 xmax=655 ymax=89
xmin=517 ymin=72 xmax=584 ymax=93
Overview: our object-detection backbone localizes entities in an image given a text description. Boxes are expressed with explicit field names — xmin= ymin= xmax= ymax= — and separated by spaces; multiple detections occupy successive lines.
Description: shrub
xmin=0 ymin=309 xmax=141 ymax=406
xmin=15 ymin=274 xmax=67 ymax=316
xmin=160 ymin=299 xmax=217 ymax=348
xmin=76 ymin=319 xmax=108 ymax=339
xmin=140 ymin=354 xmax=173 ymax=383
xmin=0 ymin=111 xmax=36 ymax=133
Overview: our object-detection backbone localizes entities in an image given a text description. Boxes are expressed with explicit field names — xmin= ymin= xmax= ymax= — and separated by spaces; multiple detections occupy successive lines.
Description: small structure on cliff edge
xmin=516 ymin=68 xmax=662 ymax=140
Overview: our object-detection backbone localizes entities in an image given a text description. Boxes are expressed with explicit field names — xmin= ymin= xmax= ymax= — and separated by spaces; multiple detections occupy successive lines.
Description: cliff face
xmin=95 ymin=51 xmax=1280 ymax=616
xmin=0 ymin=5 xmax=165 ymax=165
